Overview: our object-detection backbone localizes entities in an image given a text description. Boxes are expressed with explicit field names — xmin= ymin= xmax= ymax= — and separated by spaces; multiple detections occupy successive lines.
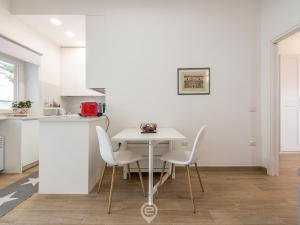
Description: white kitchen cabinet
xmin=0 ymin=118 xmax=39 ymax=173
xmin=60 ymin=48 xmax=103 ymax=96
xmin=39 ymin=116 xmax=107 ymax=194
xmin=21 ymin=120 xmax=39 ymax=167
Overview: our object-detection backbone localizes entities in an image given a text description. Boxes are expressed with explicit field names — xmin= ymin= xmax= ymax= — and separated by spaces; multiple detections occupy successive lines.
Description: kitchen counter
xmin=0 ymin=115 xmax=58 ymax=121
xmin=0 ymin=118 xmax=39 ymax=173
xmin=0 ymin=115 xmax=105 ymax=121
xmin=6 ymin=116 xmax=48 ymax=120
xmin=39 ymin=115 xmax=108 ymax=194
xmin=39 ymin=115 xmax=106 ymax=122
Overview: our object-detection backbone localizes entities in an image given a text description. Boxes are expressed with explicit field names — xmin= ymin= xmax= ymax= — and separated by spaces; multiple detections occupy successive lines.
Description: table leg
xmin=148 ymin=140 xmax=153 ymax=206
xmin=153 ymin=140 xmax=174 ymax=193
xmin=169 ymin=140 xmax=175 ymax=179
xmin=122 ymin=141 xmax=128 ymax=179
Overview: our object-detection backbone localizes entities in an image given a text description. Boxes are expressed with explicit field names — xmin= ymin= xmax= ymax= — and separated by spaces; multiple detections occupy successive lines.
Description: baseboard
xmin=168 ymin=166 xmax=267 ymax=174
xmin=280 ymin=151 xmax=300 ymax=154
xmin=195 ymin=166 xmax=267 ymax=173
xmin=22 ymin=161 xmax=38 ymax=172
xmin=119 ymin=165 xmax=267 ymax=174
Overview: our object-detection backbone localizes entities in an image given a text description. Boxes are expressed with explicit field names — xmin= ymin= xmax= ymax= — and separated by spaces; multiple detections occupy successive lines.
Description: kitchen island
xmin=39 ymin=116 xmax=107 ymax=194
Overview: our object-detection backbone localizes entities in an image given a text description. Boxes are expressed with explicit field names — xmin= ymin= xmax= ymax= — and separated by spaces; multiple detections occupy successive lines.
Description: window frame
xmin=0 ymin=54 xmax=20 ymax=112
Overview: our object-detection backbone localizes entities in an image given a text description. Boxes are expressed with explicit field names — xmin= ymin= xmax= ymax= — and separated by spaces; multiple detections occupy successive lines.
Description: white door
xmin=280 ymin=55 xmax=300 ymax=152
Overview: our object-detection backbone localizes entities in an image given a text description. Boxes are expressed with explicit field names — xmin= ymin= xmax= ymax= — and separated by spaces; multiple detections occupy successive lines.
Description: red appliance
xmin=80 ymin=102 xmax=99 ymax=117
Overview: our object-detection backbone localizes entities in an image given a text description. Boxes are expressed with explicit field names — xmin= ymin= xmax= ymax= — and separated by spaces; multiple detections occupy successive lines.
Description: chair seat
xmin=113 ymin=150 xmax=142 ymax=165
xmin=160 ymin=150 xmax=192 ymax=165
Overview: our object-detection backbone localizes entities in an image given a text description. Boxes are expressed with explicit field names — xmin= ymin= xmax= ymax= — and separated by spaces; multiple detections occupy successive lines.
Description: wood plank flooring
xmin=0 ymin=166 xmax=38 ymax=189
xmin=0 ymin=154 xmax=298 ymax=225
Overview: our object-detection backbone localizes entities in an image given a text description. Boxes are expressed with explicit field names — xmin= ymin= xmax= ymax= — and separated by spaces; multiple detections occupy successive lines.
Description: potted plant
xmin=12 ymin=101 xmax=32 ymax=115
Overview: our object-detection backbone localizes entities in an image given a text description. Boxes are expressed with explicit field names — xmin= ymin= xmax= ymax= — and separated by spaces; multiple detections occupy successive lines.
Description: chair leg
xmin=127 ymin=164 xmax=132 ymax=181
xmin=186 ymin=165 xmax=196 ymax=213
xmin=170 ymin=163 xmax=174 ymax=180
xmin=156 ymin=161 xmax=166 ymax=198
xmin=194 ymin=163 xmax=204 ymax=192
xmin=97 ymin=163 xmax=107 ymax=193
xmin=108 ymin=165 xmax=116 ymax=214
xmin=136 ymin=161 xmax=146 ymax=197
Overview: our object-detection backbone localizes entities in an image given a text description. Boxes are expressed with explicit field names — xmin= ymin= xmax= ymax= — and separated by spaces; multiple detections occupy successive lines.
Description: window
xmin=0 ymin=60 xmax=16 ymax=110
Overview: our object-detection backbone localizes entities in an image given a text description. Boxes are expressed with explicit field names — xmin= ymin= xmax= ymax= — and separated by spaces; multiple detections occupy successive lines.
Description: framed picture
xmin=177 ymin=68 xmax=210 ymax=95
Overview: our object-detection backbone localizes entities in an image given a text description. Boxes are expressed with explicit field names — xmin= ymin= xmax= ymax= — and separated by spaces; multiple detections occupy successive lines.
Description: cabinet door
xmin=280 ymin=55 xmax=300 ymax=152
xmin=21 ymin=120 xmax=39 ymax=167
xmin=61 ymin=48 xmax=102 ymax=96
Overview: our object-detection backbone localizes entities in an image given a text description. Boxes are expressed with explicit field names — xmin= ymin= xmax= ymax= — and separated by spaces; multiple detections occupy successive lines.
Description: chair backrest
xmin=96 ymin=126 xmax=116 ymax=165
xmin=187 ymin=125 xmax=207 ymax=164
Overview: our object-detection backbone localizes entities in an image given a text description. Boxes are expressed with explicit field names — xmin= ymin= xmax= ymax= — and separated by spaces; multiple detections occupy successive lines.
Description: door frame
xmin=269 ymin=23 xmax=300 ymax=176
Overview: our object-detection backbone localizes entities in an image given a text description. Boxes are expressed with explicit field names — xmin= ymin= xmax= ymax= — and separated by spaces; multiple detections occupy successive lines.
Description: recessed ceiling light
xmin=65 ymin=31 xmax=74 ymax=38
xmin=76 ymin=40 xmax=85 ymax=46
xmin=49 ymin=18 xmax=61 ymax=26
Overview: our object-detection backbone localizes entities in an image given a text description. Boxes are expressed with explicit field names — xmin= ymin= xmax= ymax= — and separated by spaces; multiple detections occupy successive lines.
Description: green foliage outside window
xmin=0 ymin=62 xmax=14 ymax=83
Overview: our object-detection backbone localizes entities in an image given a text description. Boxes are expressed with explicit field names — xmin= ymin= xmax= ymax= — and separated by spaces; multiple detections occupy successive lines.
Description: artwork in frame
xmin=177 ymin=68 xmax=210 ymax=95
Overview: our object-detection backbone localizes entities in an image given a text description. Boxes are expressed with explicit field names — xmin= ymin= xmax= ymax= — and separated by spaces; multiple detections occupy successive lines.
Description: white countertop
xmin=0 ymin=116 xmax=7 ymax=121
xmin=39 ymin=115 xmax=106 ymax=122
xmin=5 ymin=116 xmax=51 ymax=120
xmin=0 ymin=115 xmax=106 ymax=122
xmin=0 ymin=115 xmax=51 ymax=121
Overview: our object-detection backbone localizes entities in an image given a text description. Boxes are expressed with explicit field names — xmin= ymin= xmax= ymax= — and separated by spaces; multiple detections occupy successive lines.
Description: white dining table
xmin=112 ymin=128 xmax=185 ymax=206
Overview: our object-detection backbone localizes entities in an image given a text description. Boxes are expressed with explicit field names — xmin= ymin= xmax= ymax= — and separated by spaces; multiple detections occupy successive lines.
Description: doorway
xmin=275 ymin=30 xmax=300 ymax=175
xmin=279 ymin=33 xmax=300 ymax=153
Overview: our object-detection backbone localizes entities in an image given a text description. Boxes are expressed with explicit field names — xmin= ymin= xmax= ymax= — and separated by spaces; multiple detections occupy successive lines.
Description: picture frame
xmin=177 ymin=68 xmax=210 ymax=95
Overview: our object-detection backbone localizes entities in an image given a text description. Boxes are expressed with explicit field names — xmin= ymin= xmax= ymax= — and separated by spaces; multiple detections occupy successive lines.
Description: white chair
xmin=96 ymin=126 xmax=146 ymax=214
xmin=156 ymin=125 xmax=207 ymax=213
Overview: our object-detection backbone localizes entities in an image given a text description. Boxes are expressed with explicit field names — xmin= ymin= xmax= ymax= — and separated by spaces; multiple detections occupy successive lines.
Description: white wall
xmin=87 ymin=0 xmax=262 ymax=166
xmin=9 ymin=0 xmax=262 ymax=167
xmin=25 ymin=63 xmax=39 ymax=115
xmin=0 ymin=0 xmax=61 ymax=115
xmin=260 ymin=0 xmax=300 ymax=174
xmin=61 ymin=96 xmax=105 ymax=114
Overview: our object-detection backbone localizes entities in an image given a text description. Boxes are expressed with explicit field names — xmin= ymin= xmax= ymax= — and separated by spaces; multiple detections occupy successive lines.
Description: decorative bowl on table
xmin=140 ymin=123 xmax=157 ymax=133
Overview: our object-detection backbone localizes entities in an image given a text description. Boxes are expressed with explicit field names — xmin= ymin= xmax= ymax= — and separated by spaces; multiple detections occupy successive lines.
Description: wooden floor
xmin=0 ymin=166 xmax=38 ymax=189
xmin=0 ymin=154 xmax=298 ymax=225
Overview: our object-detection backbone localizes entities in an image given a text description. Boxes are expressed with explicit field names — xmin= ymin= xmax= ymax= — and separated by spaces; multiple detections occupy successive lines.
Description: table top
xmin=112 ymin=128 xmax=185 ymax=141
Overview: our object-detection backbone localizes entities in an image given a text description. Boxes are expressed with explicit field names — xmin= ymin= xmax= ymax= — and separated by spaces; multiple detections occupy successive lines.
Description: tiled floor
xmin=0 ymin=154 xmax=298 ymax=225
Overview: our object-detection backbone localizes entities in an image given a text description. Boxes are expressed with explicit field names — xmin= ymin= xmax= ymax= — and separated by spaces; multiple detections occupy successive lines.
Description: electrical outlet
xmin=181 ymin=141 xmax=188 ymax=147
xmin=248 ymin=141 xmax=256 ymax=146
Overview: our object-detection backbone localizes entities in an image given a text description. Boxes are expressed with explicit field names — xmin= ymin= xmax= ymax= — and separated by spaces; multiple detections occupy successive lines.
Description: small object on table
xmin=140 ymin=123 xmax=157 ymax=133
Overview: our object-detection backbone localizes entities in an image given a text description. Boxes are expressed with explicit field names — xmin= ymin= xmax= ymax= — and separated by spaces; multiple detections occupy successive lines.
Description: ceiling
xmin=16 ymin=15 xmax=85 ymax=47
